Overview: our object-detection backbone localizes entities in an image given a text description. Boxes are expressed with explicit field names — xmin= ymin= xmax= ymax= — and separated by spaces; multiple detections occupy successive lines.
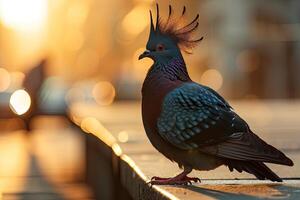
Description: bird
xmin=138 ymin=4 xmax=293 ymax=185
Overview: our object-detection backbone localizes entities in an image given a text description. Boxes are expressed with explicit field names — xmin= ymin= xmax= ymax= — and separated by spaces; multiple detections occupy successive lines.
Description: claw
xmin=187 ymin=177 xmax=201 ymax=183
xmin=149 ymin=175 xmax=201 ymax=185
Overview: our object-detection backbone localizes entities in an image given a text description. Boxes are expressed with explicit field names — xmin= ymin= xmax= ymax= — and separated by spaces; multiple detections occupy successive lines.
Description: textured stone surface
xmin=71 ymin=101 xmax=300 ymax=199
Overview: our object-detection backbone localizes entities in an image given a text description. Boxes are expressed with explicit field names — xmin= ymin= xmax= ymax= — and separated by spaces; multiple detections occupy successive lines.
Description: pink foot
xmin=149 ymin=175 xmax=201 ymax=185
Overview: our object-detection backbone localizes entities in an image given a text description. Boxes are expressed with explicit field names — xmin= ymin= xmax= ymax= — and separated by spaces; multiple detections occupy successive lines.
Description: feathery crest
xmin=150 ymin=4 xmax=203 ymax=53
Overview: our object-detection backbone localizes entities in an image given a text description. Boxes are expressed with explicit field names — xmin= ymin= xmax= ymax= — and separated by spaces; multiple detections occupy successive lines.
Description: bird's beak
xmin=138 ymin=50 xmax=151 ymax=60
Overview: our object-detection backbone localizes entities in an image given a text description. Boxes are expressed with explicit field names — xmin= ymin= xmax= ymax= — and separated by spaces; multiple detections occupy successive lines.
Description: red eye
xmin=156 ymin=44 xmax=165 ymax=51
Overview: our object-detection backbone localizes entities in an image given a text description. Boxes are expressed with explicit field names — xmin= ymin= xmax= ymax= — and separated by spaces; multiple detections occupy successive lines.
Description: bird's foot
xmin=149 ymin=175 xmax=201 ymax=185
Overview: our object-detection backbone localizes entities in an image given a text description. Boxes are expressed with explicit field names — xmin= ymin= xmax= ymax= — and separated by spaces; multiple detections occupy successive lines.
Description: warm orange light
xmin=80 ymin=117 xmax=116 ymax=146
xmin=0 ymin=68 xmax=10 ymax=92
xmin=0 ymin=132 xmax=29 ymax=189
xmin=0 ymin=0 xmax=47 ymax=31
xmin=9 ymin=89 xmax=31 ymax=115
xmin=200 ymin=69 xmax=223 ymax=91
xmin=9 ymin=71 xmax=25 ymax=89
xmin=132 ymin=48 xmax=153 ymax=80
xmin=121 ymin=5 xmax=149 ymax=37
xmin=117 ymin=131 xmax=129 ymax=143
xmin=112 ymin=143 xmax=123 ymax=156
xmin=92 ymin=81 xmax=116 ymax=106
xmin=66 ymin=1 xmax=89 ymax=28
xmin=75 ymin=49 xmax=100 ymax=69
xmin=63 ymin=30 xmax=85 ymax=52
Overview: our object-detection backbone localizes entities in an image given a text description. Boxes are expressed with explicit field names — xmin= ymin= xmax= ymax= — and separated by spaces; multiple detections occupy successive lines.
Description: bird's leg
xmin=149 ymin=167 xmax=201 ymax=185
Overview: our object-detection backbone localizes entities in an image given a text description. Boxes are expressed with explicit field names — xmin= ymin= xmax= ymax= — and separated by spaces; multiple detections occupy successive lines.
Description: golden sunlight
xmin=117 ymin=131 xmax=129 ymax=143
xmin=9 ymin=71 xmax=25 ymax=89
xmin=132 ymin=48 xmax=153 ymax=80
xmin=0 ymin=0 xmax=47 ymax=31
xmin=0 ymin=68 xmax=10 ymax=92
xmin=9 ymin=89 xmax=31 ymax=115
xmin=121 ymin=5 xmax=149 ymax=37
xmin=200 ymin=69 xmax=223 ymax=91
xmin=92 ymin=81 xmax=116 ymax=106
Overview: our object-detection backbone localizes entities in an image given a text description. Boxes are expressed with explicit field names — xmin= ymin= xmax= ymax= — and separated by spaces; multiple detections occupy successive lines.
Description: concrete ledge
xmin=70 ymin=115 xmax=176 ymax=199
xmin=69 ymin=101 xmax=300 ymax=200
xmin=120 ymin=154 xmax=179 ymax=200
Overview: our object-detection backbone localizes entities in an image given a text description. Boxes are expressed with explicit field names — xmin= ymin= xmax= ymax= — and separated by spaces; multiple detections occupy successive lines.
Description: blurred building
xmin=0 ymin=0 xmax=299 ymax=101
xmin=200 ymin=0 xmax=300 ymax=98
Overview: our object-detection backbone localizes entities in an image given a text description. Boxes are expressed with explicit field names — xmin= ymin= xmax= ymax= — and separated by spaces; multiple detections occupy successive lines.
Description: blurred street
xmin=0 ymin=116 xmax=93 ymax=200
xmin=1 ymin=100 xmax=300 ymax=199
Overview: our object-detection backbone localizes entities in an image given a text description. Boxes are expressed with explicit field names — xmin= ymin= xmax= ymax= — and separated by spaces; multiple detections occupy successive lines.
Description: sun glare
xmin=0 ymin=0 xmax=47 ymax=31
xmin=9 ymin=89 xmax=31 ymax=115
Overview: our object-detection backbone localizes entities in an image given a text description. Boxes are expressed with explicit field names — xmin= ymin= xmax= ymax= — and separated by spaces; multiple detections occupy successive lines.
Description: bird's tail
xmin=249 ymin=130 xmax=294 ymax=166
xmin=225 ymin=159 xmax=283 ymax=182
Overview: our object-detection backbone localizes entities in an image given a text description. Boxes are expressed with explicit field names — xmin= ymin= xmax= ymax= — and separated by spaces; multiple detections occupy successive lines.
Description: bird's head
xmin=139 ymin=4 xmax=203 ymax=64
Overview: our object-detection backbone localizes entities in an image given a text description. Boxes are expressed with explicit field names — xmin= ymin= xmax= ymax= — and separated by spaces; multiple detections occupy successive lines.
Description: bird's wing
xmin=201 ymin=131 xmax=293 ymax=165
xmin=202 ymin=85 xmax=232 ymax=109
xmin=157 ymin=82 xmax=246 ymax=150
xmin=157 ymin=83 xmax=293 ymax=166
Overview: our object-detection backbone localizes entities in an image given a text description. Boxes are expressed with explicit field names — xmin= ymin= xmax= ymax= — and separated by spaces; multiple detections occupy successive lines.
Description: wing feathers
xmin=202 ymin=131 xmax=294 ymax=166
xmin=224 ymin=159 xmax=282 ymax=182
xmin=158 ymin=83 xmax=247 ymax=149
xmin=157 ymin=83 xmax=293 ymax=167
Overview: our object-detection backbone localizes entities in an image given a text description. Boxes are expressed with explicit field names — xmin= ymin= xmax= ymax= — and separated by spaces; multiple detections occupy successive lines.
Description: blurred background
xmin=0 ymin=0 xmax=300 ymax=199
xmin=1 ymin=0 xmax=300 ymax=106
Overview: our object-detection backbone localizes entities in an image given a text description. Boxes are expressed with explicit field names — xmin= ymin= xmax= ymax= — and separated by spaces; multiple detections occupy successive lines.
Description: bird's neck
xmin=146 ymin=57 xmax=190 ymax=83
xmin=141 ymin=57 xmax=189 ymax=137
xmin=142 ymin=57 xmax=190 ymax=99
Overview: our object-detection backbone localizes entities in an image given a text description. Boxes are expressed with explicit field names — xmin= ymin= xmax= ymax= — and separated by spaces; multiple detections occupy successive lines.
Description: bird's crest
xmin=149 ymin=4 xmax=203 ymax=53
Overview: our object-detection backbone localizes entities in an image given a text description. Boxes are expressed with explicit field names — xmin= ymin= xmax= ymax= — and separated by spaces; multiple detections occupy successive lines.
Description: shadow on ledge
xmin=177 ymin=182 xmax=300 ymax=200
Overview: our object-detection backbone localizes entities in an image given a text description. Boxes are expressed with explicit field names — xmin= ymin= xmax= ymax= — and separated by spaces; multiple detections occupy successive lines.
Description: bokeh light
xmin=200 ymin=69 xmax=223 ymax=91
xmin=92 ymin=81 xmax=116 ymax=106
xmin=9 ymin=89 xmax=31 ymax=115
xmin=0 ymin=68 xmax=11 ymax=92
xmin=80 ymin=117 xmax=116 ymax=146
xmin=117 ymin=131 xmax=129 ymax=143
xmin=121 ymin=5 xmax=149 ymax=38
xmin=0 ymin=0 xmax=47 ymax=31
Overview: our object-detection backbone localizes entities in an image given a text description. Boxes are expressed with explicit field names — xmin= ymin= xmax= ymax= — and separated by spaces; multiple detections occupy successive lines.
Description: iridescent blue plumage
xmin=139 ymin=4 xmax=293 ymax=185
xmin=157 ymin=82 xmax=236 ymax=150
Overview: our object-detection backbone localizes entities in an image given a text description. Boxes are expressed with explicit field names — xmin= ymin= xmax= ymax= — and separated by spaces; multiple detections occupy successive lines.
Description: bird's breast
xmin=142 ymin=75 xmax=181 ymax=120
xmin=141 ymin=74 xmax=183 ymax=146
